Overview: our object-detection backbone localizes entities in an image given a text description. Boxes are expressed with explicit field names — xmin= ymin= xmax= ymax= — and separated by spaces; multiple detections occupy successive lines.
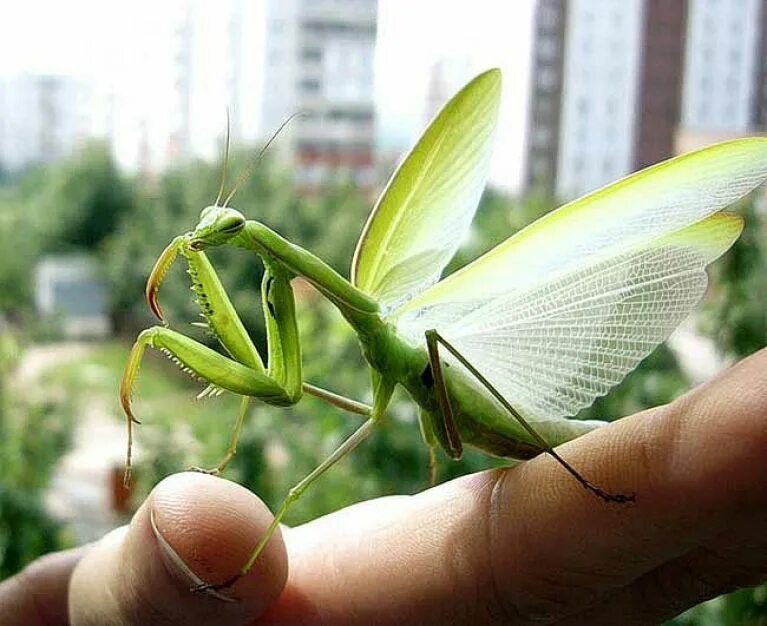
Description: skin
xmin=1 ymin=347 xmax=766 ymax=625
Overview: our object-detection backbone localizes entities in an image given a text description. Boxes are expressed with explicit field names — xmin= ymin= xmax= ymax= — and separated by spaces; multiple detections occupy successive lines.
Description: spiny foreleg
xmin=119 ymin=326 xmax=292 ymax=483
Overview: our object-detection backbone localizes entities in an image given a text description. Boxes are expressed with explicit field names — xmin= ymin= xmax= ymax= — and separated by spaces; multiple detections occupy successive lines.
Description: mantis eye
xmin=218 ymin=213 xmax=245 ymax=234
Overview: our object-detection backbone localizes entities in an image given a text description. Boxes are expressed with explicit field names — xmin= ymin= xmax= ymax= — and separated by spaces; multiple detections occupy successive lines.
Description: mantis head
xmin=191 ymin=206 xmax=246 ymax=249
xmin=145 ymin=207 xmax=246 ymax=322
xmin=145 ymin=111 xmax=296 ymax=323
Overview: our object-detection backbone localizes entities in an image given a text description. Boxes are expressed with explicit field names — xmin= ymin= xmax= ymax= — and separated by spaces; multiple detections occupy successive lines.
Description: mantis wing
xmin=351 ymin=69 xmax=501 ymax=313
xmin=393 ymin=139 xmax=767 ymax=422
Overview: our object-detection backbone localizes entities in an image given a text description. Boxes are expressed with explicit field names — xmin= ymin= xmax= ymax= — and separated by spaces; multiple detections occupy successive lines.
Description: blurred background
xmin=0 ymin=0 xmax=765 ymax=622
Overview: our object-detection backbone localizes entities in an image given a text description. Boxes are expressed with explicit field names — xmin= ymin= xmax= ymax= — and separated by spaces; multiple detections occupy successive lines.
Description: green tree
xmin=32 ymin=142 xmax=134 ymax=252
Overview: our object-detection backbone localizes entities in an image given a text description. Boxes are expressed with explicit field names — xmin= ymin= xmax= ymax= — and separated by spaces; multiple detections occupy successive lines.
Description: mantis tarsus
xmin=120 ymin=68 xmax=767 ymax=594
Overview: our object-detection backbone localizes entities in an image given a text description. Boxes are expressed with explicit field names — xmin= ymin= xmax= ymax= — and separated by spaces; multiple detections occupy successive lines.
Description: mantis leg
xmin=424 ymin=332 xmax=463 ymax=460
xmin=190 ymin=396 xmax=252 ymax=475
xmin=424 ymin=330 xmax=635 ymax=504
xmin=123 ymin=243 xmax=306 ymax=479
xmin=428 ymin=446 xmax=438 ymax=487
xmin=193 ymin=375 xmax=396 ymax=595
xmin=120 ymin=326 xmax=296 ymax=482
xmin=194 ymin=383 xmax=374 ymax=476
xmin=302 ymin=381 xmax=371 ymax=417
xmin=206 ymin=379 xmax=372 ymax=476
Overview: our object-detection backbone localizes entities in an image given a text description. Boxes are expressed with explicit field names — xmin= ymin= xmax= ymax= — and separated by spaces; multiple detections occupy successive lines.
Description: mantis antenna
xmin=222 ymin=111 xmax=304 ymax=207
xmin=214 ymin=108 xmax=231 ymax=207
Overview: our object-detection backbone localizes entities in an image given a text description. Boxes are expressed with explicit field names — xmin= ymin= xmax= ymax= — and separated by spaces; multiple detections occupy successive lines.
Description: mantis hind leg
xmin=424 ymin=329 xmax=635 ymax=505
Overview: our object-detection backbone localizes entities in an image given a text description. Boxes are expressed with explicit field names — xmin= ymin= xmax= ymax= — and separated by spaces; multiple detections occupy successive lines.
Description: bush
xmin=0 ymin=327 xmax=74 ymax=577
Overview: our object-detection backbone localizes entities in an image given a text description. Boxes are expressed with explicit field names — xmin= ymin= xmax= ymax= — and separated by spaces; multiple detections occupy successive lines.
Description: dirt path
xmin=17 ymin=343 xmax=129 ymax=544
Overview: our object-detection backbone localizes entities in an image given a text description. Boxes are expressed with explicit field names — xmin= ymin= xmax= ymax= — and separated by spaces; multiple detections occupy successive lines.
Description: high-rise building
xmin=168 ymin=1 xmax=194 ymax=162
xmin=634 ymin=0 xmax=688 ymax=170
xmin=524 ymin=0 xmax=568 ymax=193
xmin=524 ymin=0 xmax=767 ymax=198
xmin=0 ymin=75 xmax=90 ymax=173
xmin=423 ymin=57 xmax=475 ymax=125
xmin=262 ymin=0 xmax=378 ymax=189
xmin=110 ymin=0 xmax=260 ymax=173
xmin=677 ymin=0 xmax=767 ymax=152
xmin=682 ymin=0 xmax=763 ymax=133
xmin=755 ymin=0 xmax=767 ymax=130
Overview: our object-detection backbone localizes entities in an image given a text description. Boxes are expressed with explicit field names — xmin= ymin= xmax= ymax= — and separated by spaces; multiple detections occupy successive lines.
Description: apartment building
xmin=262 ymin=0 xmax=378 ymax=188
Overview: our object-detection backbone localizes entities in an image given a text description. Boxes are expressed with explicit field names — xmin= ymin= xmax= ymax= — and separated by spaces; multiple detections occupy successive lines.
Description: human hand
xmin=2 ymin=348 xmax=766 ymax=625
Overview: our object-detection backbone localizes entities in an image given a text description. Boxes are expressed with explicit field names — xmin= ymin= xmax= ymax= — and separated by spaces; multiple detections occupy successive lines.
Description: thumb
xmin=68 ymin=472 xmax=287 ymax=625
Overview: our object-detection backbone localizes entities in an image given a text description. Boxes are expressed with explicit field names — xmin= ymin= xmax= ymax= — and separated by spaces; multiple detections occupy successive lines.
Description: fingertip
xmin=69 ymin=472 xmax=287 ymax=625
xmin=150 ymin=472 xmax=288 ymax=607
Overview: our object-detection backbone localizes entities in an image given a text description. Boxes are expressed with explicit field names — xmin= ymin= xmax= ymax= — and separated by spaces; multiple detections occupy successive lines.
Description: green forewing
xmin=393 ymin=137 xmax=767 ymax=424
xmin=351 ymin=68 xmax=501 ymax=311
xmin=399 ymin=138 xmax=767 ymax=311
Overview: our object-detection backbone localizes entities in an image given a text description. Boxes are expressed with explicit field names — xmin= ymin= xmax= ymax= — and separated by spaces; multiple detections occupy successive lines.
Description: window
xmin=299 ymin=78 xmax=321 ymax=94
xmin=538 ymin=37 xmax=558 ymax=60
xmin=540 ymin=5 xmax=559 ymax=29
xmin=301 ymin=47 xmax=322 ymax=61
xmin=537 ymin=67 xmax=558 ymax=90
xmin=532 ymin=156 xmax=550 ymax=179
xmin=533 ymin=127 xmax=551 ymax=146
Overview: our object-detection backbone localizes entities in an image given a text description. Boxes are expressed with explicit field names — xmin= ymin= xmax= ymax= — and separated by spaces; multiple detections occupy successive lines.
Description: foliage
xmin=0 ymin=486 xmax=65 ymax=580
xmin=0 ymin=143 xmax=134 ymax=318
xmin=700 ymin=197 xmax=766 ymax=359
xmin=0 ymin=325 xmax=74 ymax=578
xmin=32 ymin=142 xmax=134 ymax=252
xmin=669 ymin=585 xmax=767 ymax=626
xmin=0 ymin=188 xmax=42 ymax=315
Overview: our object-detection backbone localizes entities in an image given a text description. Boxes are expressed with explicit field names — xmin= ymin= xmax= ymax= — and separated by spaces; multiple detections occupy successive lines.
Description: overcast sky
xmin=0 ymin=0 xmax=534 ymax=189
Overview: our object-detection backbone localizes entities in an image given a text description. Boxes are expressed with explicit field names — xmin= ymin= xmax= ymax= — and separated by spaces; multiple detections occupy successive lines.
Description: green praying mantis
xmin=120 ymin=68 xmax=767 ymax=593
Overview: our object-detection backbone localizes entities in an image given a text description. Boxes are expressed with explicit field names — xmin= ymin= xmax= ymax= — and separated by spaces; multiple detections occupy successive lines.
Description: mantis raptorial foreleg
xmin=120 ymin=325 xmax=297 ymax=480
xmin=122 ymin=235 xmax=304 ymax=481
xmin=424 ymin=330 xmax=636 ymax=504
xmin=194 ymin=375 xmax=395 ymax=594
xmin=121 ymin=236 xmax=375 ymax=482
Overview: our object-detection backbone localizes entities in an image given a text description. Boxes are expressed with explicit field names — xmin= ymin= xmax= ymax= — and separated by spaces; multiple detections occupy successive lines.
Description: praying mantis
xmin=120 ymin=68 xmax=767 ymax=593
